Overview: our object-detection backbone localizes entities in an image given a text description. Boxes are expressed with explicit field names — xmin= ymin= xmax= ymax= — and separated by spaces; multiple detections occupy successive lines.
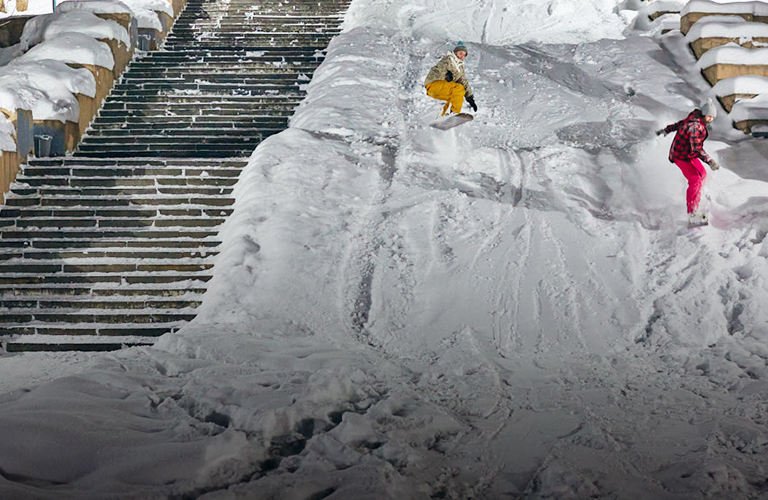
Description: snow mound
xmin=713 ymin=74 xmax=768 ymax=96
xmin=683 ymin=0 xmax=768 ymax=17
xmin=20 ymin=10 xmax=131 ymax=51
xmin=696 ymin=42 xmax=768 ymax=69
xmin=13 ymin=31 xmax=115 ymax=70
xmin=0 ymin=59 xmax=95 ymax=122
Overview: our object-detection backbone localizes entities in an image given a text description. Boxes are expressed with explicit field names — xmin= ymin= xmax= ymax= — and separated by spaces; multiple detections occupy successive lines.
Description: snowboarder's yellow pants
xmin=425 ymin=81 xmax=465 ymax=115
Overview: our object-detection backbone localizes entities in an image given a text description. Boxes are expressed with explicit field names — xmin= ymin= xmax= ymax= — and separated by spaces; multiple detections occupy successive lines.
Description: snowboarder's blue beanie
xmin=453 ymin=42 xmax=468 ymax=55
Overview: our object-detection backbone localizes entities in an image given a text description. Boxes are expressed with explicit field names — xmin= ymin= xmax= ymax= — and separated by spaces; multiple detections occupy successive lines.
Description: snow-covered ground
xmin=3 ymin=0 xmax=768 ymax=498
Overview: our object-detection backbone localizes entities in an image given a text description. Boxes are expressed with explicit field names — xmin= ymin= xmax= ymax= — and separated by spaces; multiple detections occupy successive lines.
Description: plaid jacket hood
xmin=665 ymin=109 xmax=712 ymax=164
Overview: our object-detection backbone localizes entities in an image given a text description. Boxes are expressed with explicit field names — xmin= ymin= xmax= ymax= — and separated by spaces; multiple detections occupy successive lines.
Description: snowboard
xmin=689 ymin=192 xmax=712 ymax=228
xmin=688 ymin=217 xmax=709 ymax=228
xmin=430 ymin=113 xmax=473 ymax=130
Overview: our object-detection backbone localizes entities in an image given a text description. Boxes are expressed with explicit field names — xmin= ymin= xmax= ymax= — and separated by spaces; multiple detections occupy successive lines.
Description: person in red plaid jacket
xmin=657 ymin=98 xmax=720 ymax=225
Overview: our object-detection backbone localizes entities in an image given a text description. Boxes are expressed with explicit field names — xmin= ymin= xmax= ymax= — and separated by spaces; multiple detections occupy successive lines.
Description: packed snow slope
xmin=3 ymin=0 xmax=768 ymax=499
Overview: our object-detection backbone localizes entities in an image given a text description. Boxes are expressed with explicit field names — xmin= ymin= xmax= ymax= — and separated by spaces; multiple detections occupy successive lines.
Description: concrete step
xmin=139 ymin=48 xmax=324 ymax=59
xmin=86 ymin=123 xmax=280 ymax=133
xmin=117 ymin=74 xmax=306 ymax=85
xmin=0 ymin=216 xmax=226 ymax=229
xmin=0 ymin=236 xmax=219 ymax=247
xmin=107 ymin=88 xmax=306 ymax=98
xmin=111 ymin=83 xmax=303 ymax=94
xmin=74 ymin=142 xmax=262 ymax=154
xmin=19 ymin=165 xmax=242 ymax=177
xmin=163 ymin=37 xmax=336 ymax=47
xmin=169 ymin=29 xmax=341 ymax=38
xmin=77 ymin=134 xmax=265 ymax=145
xmin=178 ymin=5 xmax=348 ymax=15
xmin=0 ymin=297 xmax=202 ymax=309
xmin=17 ymin=174 xmax=239 ymax=186
xmin=99 ymin=92 xmax=303 ymax=102
xmin=4 ymin=196 xmax=235 ymax=208
xmin=0 ymin=248 xmax=217 ymax=260
xmin=0 ymin=261 xmax=214 ymax=274
xmin=100 ymin=99 xmax=301 ymax=110
xmin=72 ymin=150 xmax=256 ymax=158
xmin=121 ymin=70 xmax=311 ymax=79
xmin=0 ymin=272 xmax=212 ymax=286
xmin=3 ymin=336 xmax=159 ymax=352
xmin=0 ymin=227 xmax=220 ymax=239
xmin=0 ymin=310 xmax=196 ymax=325
xmin=11 ymin=184 xmax=235 ymax=195
xmin=90 ymin=115 xmax=290 ymax=125
xmin=84 ymin=120 xmax=272 ymax=130
xmin=24 ymin=158 xmax=248 ymax=167
xmin=0 ymin=284 xmax=208 ymax=297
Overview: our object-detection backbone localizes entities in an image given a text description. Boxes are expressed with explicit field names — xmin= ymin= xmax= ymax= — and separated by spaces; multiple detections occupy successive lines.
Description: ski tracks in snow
xmin=331 ymin=30 xmax=768 ymax=498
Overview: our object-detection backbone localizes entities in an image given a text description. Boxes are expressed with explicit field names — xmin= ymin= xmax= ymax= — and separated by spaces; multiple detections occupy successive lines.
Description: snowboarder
xmin=656 ymin=98 xmax=720 ymax=226
xmin=425 ymin=42 xmax=477 ymax=117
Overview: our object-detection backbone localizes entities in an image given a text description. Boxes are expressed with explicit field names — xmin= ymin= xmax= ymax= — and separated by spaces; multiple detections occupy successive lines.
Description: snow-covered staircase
xmin=0 ymin=0 xmax=350 ymax=352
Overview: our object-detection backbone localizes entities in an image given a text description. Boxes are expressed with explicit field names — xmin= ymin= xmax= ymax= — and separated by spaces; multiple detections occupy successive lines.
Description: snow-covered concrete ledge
xmin=646 ymin=0 xmax=686 ymax=21
xmin=712 ymin=74 xmax=768 ymax=111
xmin=730 ymin=92 xmax=768 ymax=132
xmin=11 ymin=31 xmax=112 ymax=154
xmin=681 ymin=0 xmax=768 ymax=35
xmin=59 ymin=0 xmax=177 ymax=51
xmin=23 ymin=8 xmax=134 ymax=81
xmin=686 ymin=18 xmax=768 ymax=58
xmin=696 ymin=43 xmax=768 ymax=86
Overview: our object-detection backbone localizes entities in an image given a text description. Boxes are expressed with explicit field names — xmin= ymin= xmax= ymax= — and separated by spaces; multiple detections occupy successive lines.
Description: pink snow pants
xmin=674 ymin=158 xmax=707 ymax=213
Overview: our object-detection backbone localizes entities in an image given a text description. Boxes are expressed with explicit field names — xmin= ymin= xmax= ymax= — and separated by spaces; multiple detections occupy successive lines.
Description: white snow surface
xmin=646 ymin=0 xmax=686 ymax=15
xmin=683 ymin=0 xmax=768 ymax=16
xmin=730 ymin=91 xmax=768 ymax=120
xmin=124 ymin=0 xmax=173 ymax=17
xmin=713 ymin=74 xmax=768 ymax=95
xmin=696 ymin=42 xmax=768 ymax=68
xmin=13 ymin=31 xmax=115 ymax=69
xmin=56 ymin=0 xmax=136 ymax=16
xmin=20 ymin=10 xmax=132 ymax=51
xmin=685 ymin=19 xmax=768 ymax=42
xmin=0 ymin=59 xmax=94 ymax=122
xmin=3 ymin=0 xmax=768 ymax=499
xmin=116 ymin=0 xmax=172 ymax=30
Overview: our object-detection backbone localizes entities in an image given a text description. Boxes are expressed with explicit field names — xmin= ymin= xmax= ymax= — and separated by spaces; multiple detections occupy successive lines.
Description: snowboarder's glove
xmin=466 ymin=96 xmax=477 ymax=112
xmin=655 ymin=129 xmax=666 ymax=136
xmin=445 ymin=70 xmax=453 ymax=82
xmin=707 ymin=158 xmax=720 ymax=170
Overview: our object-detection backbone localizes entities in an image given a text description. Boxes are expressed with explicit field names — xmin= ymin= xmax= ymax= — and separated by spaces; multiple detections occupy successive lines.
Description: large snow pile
xmin=0 ymin=59 xmax=94 ymax=122
xmin=20 ymin=10 xmax=131 ymax=51
xmin=3 ymin=0 xmax=768 ymax=499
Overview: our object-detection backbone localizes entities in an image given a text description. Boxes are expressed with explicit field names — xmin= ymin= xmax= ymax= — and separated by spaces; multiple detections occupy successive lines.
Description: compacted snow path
xmin=3 ymin=1 xmax=768 ymax=499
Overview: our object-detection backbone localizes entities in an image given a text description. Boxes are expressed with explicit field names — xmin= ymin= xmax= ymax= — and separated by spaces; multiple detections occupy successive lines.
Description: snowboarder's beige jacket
xmin=424 ymin=52 xmax=473 ymax=98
